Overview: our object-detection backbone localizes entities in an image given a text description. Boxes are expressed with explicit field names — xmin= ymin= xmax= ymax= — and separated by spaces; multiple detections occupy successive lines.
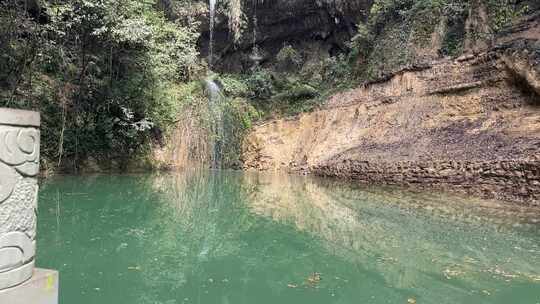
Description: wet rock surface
xmin=314 ymin=160 xmax=540 ymax=205
xmin=196 ymin=0 xmax=370 ymax=72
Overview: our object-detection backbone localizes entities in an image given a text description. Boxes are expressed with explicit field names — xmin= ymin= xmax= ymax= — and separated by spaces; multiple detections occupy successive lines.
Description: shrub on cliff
xmin=273 ymin=83 xmax=319 ymax=102
xmin=276 ymin=44 xmax=304 ymax=71
xmin=245 ymin=68 xmax=275 ymax=100
xmin=218 ymin=74 xmax=250 ymax=98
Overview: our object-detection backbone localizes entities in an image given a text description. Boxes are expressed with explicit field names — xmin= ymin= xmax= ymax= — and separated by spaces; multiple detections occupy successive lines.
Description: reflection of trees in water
xmin=242 ymin=172 xmax=540 ymax=294
xmin=38 ymin=175 xmax=177 ymax=304
xmin=143 ymin=171 xmax=374 ymax=304
xmin=38 ymin=173 xmax=540 ymax=304
xmin=140 ymin=170 xmax=254 ymax=299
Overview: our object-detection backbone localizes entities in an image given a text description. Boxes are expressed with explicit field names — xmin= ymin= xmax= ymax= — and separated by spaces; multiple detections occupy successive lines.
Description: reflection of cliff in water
xmin=38 ymin=172 xmax=539 ymax=304
xmin=143 ymin=170 xmax=540 ymax=303
xmin=242 ymin=172 xmax=540 ymax=290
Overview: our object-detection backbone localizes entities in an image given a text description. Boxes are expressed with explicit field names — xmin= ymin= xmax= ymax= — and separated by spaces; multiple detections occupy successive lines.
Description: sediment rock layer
xmin=242 ymin=18 xmax=540 ymax=205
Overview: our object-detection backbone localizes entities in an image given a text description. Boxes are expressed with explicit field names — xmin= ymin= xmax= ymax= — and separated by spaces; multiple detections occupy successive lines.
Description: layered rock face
xmin=242 ymin=15 xmax=540 ymax=205
xmin=197 ymin=0 xmax=370 ymax=72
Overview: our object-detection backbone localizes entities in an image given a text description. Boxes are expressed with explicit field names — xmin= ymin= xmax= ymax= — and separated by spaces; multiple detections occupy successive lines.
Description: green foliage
xmin=0 ymin=0 xmax=203 ymax=172
xmin=244 ymin=68 xmax=275 ymax=100
xmin=368 ymin=0 xmax=414 ymax=32
xmin=321 ymin=54 xmax=355 ymax=85
xmin=349 ymin=23 xmax=374 ymax=60
xmin=147 ymin=14 xmax=202 ymax=82
xmin=214 ymin=67 xmax=326 ymax=119
xmin=273 ymin=83 xmax=319 ymax=102
xmin=487 ymin=0 xmax=529 ymax=33
xmin=220 ymin=97 xmax=260 ymax=166
xmin=217 ymin=74 xmax=249 ymax=98
xmin=276 ymin=44 xmax=303 ymax=68
xmin=350 ymin=0 xmax=471 ymax=79
xmin=408 ymin=1 xmax=446 ymax=46
xmin=440 ymin=2 xmax=468 ymax=56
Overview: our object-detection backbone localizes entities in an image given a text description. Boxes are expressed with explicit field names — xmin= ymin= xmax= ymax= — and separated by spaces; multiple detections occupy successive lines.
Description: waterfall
xmin=204 ymin=78 xmax=224 ymax=168
xmin=209 ymin=0 xmax=217 ymax=67
xmin=206 ymin=0 xmax=223 ymax=168
xmin=249 ymin=1 xmax=263 ymax=66
xmin=252 ymin=2 xmax=257 ymax=49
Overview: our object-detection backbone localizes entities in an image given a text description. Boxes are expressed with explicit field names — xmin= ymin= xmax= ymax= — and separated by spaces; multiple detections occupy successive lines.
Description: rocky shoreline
xmin=314 ymin=160 xmax=540 ymax=206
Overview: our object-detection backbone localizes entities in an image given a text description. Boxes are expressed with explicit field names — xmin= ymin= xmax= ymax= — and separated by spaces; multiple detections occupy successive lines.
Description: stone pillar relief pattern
xmin=0 ymin=109 xmax=40 ymax=290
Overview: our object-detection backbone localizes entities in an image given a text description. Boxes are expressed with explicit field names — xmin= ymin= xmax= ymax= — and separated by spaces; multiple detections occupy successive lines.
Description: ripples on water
xmin=37 ymin=170 xmax=540 ymax=304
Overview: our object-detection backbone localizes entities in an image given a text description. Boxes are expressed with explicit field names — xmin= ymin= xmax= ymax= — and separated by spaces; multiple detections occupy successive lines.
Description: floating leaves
xmin=306 ymin=272 xmax=322 ymax=287
xmin=443 ymin=266 xmax=465 ymax=279
xmin=287 ymin=272 xmax=324 ymax=290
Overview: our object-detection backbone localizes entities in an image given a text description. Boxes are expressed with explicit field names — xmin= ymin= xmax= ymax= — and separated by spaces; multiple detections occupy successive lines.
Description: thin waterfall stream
xmin=208 ymin=0 xmax=216 ymax=67
xmin=205 ymin=78 xmax=224 ymax=168
xmin=207 ymin=0 xmax=221 ymax=169
xmin=250 ymin=0 xmax=262 ymax=65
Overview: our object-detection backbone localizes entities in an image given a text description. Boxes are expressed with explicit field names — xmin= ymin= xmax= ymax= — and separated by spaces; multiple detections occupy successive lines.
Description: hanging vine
xmin=226 ymin=0 xmax=243 ymax=43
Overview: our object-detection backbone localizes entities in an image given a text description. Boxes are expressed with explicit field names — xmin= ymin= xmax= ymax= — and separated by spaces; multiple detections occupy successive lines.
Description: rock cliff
xmin=194 ymin=0 xmax=371 ymax=72
xmin=242 ymin=14 xmax=540 ymax=205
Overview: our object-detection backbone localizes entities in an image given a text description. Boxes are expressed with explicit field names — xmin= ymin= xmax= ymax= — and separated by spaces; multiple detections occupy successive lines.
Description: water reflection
xmin=37 ymin=171 xmax=540 ymax=304
xmin=242 ymin=172 xmax=540 ymax=296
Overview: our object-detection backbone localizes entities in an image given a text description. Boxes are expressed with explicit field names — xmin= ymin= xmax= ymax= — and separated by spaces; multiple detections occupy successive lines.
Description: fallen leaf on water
xmin=529 ymin=274 xmax=540 ymax=281
xmin=443 ymin=268 xmax=464 ymax=279
xmin=306 ymin=272 xmax=322 ymax=286
xmin=407 ymin=298 xmax=416 ymax=304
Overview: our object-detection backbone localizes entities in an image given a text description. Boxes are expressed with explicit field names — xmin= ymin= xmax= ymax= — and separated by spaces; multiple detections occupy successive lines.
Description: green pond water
xmin=36 ymin=170 xmax=540 ymax=304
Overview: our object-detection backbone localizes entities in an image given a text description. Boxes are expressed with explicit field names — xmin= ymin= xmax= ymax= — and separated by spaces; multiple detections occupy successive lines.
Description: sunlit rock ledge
xmin=242 ymin=16 xmax=540 ymax=205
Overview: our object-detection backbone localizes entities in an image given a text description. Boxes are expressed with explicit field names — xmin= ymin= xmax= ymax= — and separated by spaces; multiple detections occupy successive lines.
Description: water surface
xmin=37 ymin=171 xmax=540 ymax=304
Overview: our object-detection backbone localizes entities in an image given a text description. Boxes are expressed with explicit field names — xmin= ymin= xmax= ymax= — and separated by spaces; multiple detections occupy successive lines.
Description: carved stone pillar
xmin=0 ymin=109 xmax=40 ymax=290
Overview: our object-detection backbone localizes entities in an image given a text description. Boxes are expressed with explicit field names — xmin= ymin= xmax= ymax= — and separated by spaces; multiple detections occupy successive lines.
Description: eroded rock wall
xmin=242 ymin=15 xmax=540 ymax=205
